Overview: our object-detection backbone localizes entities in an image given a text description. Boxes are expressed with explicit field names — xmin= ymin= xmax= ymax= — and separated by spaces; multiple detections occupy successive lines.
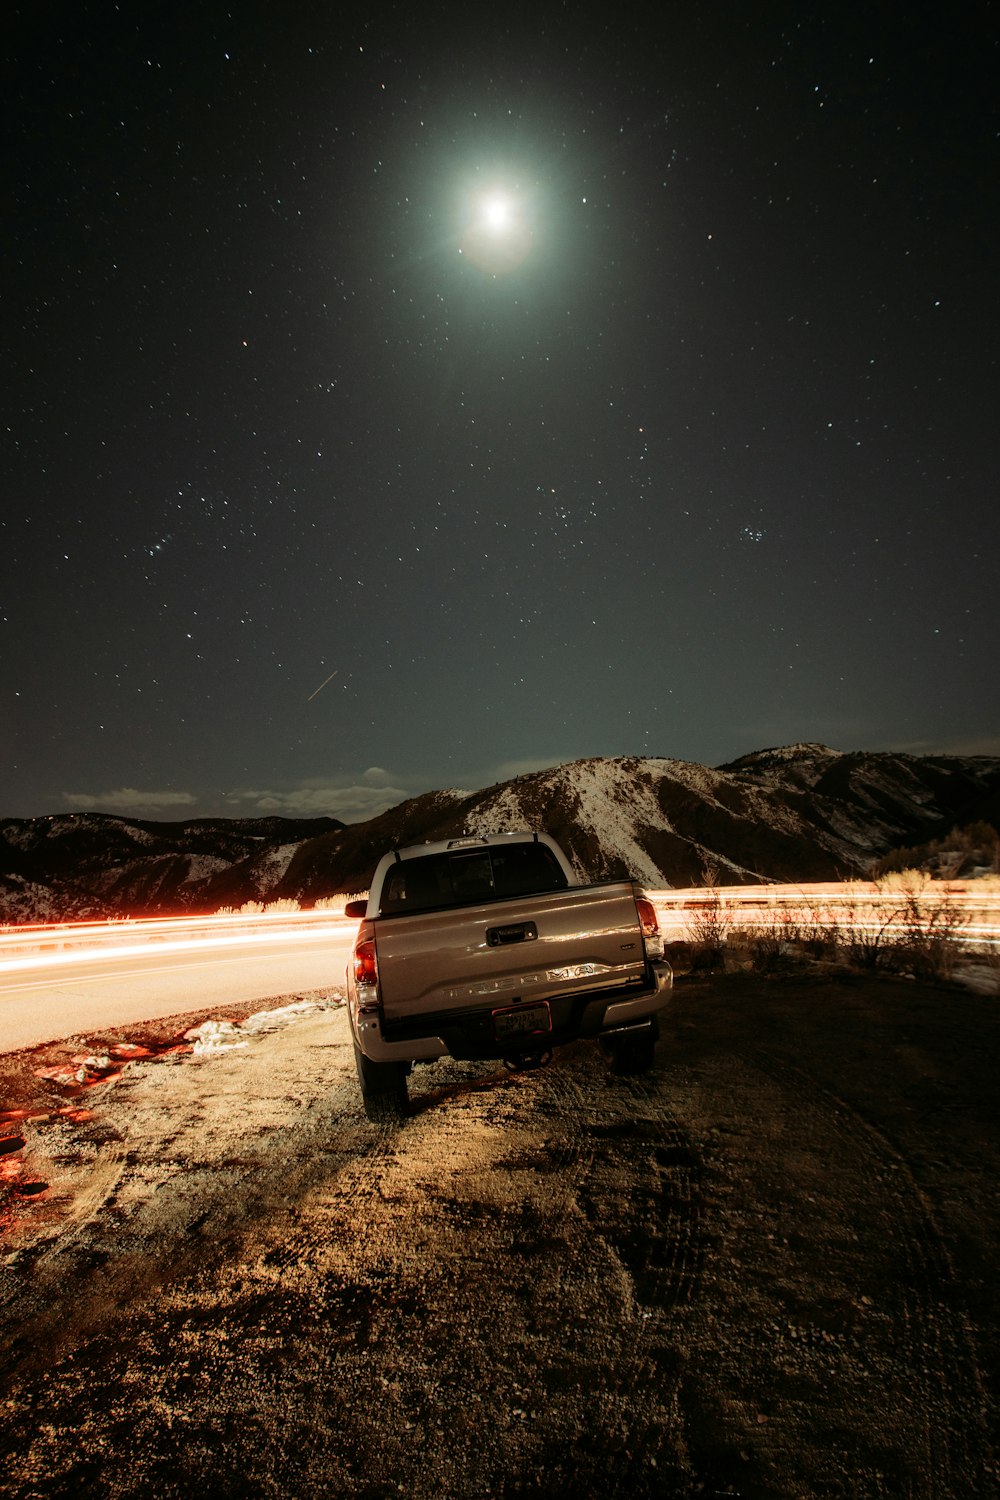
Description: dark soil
xmin=1 ymin=971 xmax=999 ymax=1498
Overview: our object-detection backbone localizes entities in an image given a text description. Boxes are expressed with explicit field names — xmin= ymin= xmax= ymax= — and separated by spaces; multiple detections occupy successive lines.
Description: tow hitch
xmin=503 ymin=1048 xmax=554 ymax=1073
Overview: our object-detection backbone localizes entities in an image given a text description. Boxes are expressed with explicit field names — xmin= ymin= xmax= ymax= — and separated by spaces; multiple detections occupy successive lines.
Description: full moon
xmin=482 ymin=193 xmax=512 ymax=230
xmin=460 ymin=185 xmax=534 ymax=274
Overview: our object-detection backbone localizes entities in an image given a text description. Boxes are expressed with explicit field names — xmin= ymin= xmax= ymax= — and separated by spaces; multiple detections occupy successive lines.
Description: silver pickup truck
xmin=343 ymin=831 xmax=672 ymax=1120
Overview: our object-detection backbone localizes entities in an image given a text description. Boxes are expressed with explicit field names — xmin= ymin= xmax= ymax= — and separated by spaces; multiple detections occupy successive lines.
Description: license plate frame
xmin=492 ymin=1001 xmax=552 ymax=1041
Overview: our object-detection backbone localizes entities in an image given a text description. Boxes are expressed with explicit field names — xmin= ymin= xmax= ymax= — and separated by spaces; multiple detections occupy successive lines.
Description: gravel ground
xmin=1 ymin=970 xmax=999 ymax=1498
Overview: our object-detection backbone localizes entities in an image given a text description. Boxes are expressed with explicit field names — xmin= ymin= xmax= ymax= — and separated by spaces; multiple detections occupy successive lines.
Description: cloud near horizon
xmin=225 ymin=768 xmax=414 ymax=823
xmin=57 ymin=769 xmax=415 ymax=824
xmin=891 ymin=734 xmax=1000 ymax=758
xmin=63 ymin=788 xmax=198 ymax=815
xmin=222 ymin=759 xmax=577 ymax=823
xmin=57 ymin=755 xmax=605 ymax=825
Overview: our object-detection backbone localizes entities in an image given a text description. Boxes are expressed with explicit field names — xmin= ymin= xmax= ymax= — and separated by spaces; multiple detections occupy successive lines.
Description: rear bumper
xmin=351 ymin=960 xmax=673 ymax=1064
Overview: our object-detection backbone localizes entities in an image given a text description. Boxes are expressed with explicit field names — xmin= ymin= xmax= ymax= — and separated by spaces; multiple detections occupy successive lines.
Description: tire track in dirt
xmin=124 ymin=1046 xmax=706 ymax=1499
xmin=665 ymin=1041 xmax=997 ymax=1499
xmin=575 ymin=1109 xmax=701 ymax=1312
xmin=549 ymin=1064 xmax=705 ymax=1496
xmin=747 ymin=1047 xmax=994 ymax=1495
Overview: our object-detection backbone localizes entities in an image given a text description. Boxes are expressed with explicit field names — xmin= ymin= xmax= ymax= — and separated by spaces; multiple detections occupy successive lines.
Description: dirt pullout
xmin=1 ymin=974 xmax=999 ymax=1498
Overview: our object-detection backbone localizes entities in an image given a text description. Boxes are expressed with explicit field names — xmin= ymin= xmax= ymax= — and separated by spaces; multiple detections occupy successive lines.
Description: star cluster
xmin=3 ymin=2 xmax=997 ymax=820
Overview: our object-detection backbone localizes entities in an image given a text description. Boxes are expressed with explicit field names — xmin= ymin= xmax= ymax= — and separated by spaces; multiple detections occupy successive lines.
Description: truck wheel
xmin=604 ymin=1020 xmax=658 ymax=1077
xmin=353 ymin=1042 xmax=408 ymax=1123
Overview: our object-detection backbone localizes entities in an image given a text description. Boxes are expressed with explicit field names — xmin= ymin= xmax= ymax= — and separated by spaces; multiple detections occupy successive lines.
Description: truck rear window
xmin=377 ymin=842 xmax=569 ymax=916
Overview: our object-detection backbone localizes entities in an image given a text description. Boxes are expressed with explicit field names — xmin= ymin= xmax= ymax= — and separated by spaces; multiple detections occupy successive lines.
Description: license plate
xmin=493 ymin=1002 xmax=552 ymax=1040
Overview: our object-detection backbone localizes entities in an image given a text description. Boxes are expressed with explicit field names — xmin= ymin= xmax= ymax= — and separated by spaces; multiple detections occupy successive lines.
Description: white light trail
xmin=1 ymin=883 xmax=998 ymax=979
xmin=646 ymin=881 xmax=1000 ymax=942
xmin=0 ymin=910 xmax=354 ymax=976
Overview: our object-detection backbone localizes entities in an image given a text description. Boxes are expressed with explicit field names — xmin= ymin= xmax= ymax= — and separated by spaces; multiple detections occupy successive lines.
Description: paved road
xmin=0 ymin=925 xmax=353 ymax=1051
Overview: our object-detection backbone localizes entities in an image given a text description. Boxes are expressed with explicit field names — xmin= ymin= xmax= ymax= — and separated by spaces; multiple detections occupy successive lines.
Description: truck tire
xmin=353 ymin=1042 xmax=409 ymax=1122
xmin=604 ymin=1019 xmax=659 ymax=1077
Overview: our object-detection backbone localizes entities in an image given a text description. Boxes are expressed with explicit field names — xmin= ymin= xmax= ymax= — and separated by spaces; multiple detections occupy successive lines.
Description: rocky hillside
xmin=3 ymin=745 xmax=1000 ymax=923
xmin=0 ymin=814 xmax=342 ymax=925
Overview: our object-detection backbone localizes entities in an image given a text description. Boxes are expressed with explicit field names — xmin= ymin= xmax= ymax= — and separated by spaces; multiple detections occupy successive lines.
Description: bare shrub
xmin=746 ymin=920 xmax=787 ymax=971
xmin=794 ymin=901 xmax=841 ymax=959
xmin=687 ymin=887 xmax=730 ymax=950
xmin=833 ymin=884 xmax=902 ymax=971
xmin=820 ymin=875 xmax=973 ymax=981
xmin=685 ymin=864 xmax=733 ymax=969
xmin=678 ymin=872 xmax=980 ymax=984
xmin=213 ymin=899 xmax=301 ymax=916
xmin=875 ymin=822 xmax=1000 ymax=879
xmin=876 ymin=868 xmax=925 ymax=893
xmin=730 ymin=906 xmax=801 ymax=973
xmin=886 ymin=877 xmax=970 ymax=982
xmin=314 ymin=893 xmax=368 ymax=914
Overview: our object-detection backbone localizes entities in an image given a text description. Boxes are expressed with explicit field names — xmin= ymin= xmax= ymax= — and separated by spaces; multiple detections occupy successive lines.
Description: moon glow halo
xmin=460 ymin=186 xmax=533 ymax=274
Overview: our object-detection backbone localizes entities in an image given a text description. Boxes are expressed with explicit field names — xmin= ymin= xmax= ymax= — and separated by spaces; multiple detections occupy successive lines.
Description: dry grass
xmin=693 ymin=875 xmax=981 ymax=984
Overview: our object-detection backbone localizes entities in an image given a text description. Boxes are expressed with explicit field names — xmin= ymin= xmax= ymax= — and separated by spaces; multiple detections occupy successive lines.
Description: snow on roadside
xmin=955 ymin=962 xmax=1000 ymax=996
xmin=185 ymin=996 xmax=342 ymax=1055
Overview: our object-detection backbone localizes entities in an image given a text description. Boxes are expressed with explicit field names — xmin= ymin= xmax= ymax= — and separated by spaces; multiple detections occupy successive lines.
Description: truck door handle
xmin=487 ymin=921 xmax=537 ymax=946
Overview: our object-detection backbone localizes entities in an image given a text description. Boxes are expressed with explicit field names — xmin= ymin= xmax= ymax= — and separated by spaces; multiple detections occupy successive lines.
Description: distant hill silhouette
xmin=3 ymin=745 xmax=1000 ymax=923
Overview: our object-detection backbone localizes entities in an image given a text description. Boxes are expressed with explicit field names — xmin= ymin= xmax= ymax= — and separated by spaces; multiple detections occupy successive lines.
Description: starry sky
xmin=4 ymin=1 xmax=998 ymax=822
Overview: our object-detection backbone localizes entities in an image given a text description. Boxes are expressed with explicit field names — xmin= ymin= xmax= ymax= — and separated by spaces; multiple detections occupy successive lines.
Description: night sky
xmin=4 ymin=2 xmax=998 ymax=823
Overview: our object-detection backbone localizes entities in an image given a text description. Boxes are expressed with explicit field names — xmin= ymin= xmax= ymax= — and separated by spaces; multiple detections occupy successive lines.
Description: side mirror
xmin=343 ymin=899 xmax=368 ymax=920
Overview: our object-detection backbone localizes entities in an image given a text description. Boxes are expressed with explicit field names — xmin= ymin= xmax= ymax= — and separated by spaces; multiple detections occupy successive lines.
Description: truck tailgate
xmin=373 ymin=882 xmax=649 ymax=1021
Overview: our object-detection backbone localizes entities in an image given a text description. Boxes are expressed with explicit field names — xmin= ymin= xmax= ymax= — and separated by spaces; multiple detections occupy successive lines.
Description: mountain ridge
xmin=3 ymin=746 xmax=999 ymax=923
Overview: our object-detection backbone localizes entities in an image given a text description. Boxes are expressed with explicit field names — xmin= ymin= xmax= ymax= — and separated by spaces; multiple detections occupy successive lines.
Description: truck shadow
xmin=404 ymin=1059 xmax=533 ymax=1117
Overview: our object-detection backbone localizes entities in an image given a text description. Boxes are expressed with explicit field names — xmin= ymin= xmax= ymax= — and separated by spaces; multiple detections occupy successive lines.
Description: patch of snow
xmin=185 ymin=997 xmax=340 ymax=1055
xmin=182 ymin=855 xmax=231 ymax=884
xmin=564 ymin=761 xmax=670 ymax=886
xmin=956 ymin=962 xmax=1000 ymax=996
xmin=35 ymin=1054 xmax=114 ymax=1086
xmin=766 ymin=742 xmax=841 ymax=761
xmin=645 ymin=758 xmax=726 ymax=800
xmin=44 ymin=817 xmax=96 ymax=839
xmin=0 ymin=881 xmax=66 ymax=925
xmin=251 ymin=842 xmax=301 ymax=888
xmin=117 ymin=824 xmax=160 ymax=848
xmin=1 ymin=825 xmax=35 ymax=851
xmin=464 ymin=786 xmax=530 ymax=835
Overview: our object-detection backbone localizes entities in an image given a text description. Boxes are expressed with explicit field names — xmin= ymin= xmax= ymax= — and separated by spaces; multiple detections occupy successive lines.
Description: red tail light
xmin=353 ymin=921 xmax=378 ymax=987
xmin=635 ymin=897 xmax=663 ymax=959
xmin=635 ymin=898 xmax=659 ymax=939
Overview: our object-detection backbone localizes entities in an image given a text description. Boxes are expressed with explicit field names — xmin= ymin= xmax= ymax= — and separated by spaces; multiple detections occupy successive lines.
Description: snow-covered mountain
xmin=0 ymin=814 xmax=342 ymax=925
xmin=3 ymin=745 xmax=999 ymax=923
